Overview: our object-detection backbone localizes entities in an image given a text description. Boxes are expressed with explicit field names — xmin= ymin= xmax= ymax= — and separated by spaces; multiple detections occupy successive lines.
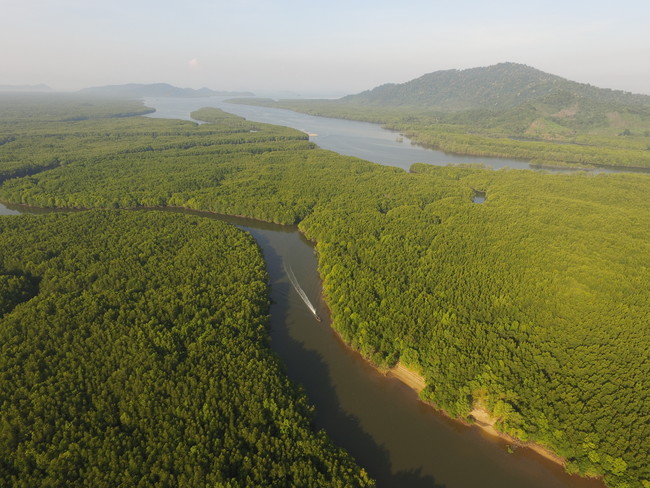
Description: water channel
xmin=0 ymin=99 xmax=609 ymax=487
xmin=143 ymin=96 xmax=537 ymax=172
xmin=143 ymin=96 xmax=649 ymax=175
xmin=0 ymin=206 xmax=603 ymax=488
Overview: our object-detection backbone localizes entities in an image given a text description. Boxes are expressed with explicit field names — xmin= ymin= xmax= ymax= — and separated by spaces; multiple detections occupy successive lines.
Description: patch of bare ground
xmin=553 ymin=104 xmax=578 ymax=118
xmin=387 ymin=362 xmax=426 ymax=392
xmin=387 ymin=363 xmax=568 ymax=469
xmin=469 ymin=407 xmax=566 ymax=466
xmin=606 ymin=111 xmax=624 ymax=127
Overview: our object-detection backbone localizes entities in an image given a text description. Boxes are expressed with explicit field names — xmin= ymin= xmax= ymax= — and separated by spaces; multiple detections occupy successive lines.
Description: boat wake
xmin=284 ymin=262 xmax=321 ymax=321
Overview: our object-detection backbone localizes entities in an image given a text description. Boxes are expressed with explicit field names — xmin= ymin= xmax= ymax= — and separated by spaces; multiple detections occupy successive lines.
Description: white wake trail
xmin=284 ymin=262 xmax=321 ymax=321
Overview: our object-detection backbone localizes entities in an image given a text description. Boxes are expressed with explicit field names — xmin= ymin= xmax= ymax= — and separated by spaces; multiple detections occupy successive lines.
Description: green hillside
xmin=340 ymin=62 xmax=650 ymax=111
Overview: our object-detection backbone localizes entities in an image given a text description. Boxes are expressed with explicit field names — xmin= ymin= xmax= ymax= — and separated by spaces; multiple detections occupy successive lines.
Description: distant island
xmin=0 ymin=84 xmax=51 ymax=92
xmin=78 ymin=82 xmax=254 ymax=98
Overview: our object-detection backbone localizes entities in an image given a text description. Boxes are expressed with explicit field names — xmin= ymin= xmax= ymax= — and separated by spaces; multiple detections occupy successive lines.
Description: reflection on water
xmin=472 ymin=191 xmax=487 ymax=204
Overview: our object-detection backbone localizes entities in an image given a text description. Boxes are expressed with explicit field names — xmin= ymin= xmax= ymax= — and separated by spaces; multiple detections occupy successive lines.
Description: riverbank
xmin=468 ymin=407 xmax=567 ymax=466
xmin=318 ymin=307 xmax=583 ymax=475
xmin=313 ymin=242 xmax=605 ymax=485
xmin=386 ymin=363 xmax=575 ymax=471
xmin=387 ymin=362 xmax=426 ymax=392
xmin=2 ymin=199 xmax=606 ymax=487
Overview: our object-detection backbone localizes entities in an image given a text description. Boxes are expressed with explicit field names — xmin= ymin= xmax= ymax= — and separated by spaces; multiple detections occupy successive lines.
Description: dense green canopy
xmin=0 ymin=211 xmax=372 ymax=487
xmin=0 ymin=97 xmax=648 ymax=487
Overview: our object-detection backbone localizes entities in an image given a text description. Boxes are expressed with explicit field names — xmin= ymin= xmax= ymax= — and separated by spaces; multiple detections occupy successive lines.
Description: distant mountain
xmin=78 ymin=83 xmax=254 ymax=98
xmin=0 ymin=84 xmax=51 ymax=92
xmin=340 ymin=63 xmax=650 ymax=111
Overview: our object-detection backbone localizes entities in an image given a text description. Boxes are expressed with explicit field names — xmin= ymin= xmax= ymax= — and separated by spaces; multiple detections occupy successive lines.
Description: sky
xmin=2 ymin=0 xmax=650 ymax=97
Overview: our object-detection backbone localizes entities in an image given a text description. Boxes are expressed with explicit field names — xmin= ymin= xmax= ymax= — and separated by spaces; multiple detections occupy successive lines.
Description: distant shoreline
xmin=313 ymin=250 xmax=592 ymax=477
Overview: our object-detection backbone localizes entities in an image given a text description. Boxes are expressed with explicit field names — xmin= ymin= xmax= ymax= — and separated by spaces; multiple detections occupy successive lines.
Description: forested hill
xmin=78 ymin=83 xmax=254 ymax=98
xmin=339 ymin=62 xmax=650 ymax=111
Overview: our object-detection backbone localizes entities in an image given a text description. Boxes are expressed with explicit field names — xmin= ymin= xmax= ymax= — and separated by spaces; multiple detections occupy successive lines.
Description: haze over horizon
xmin=2 ymin=0 xmax=649 ymax=97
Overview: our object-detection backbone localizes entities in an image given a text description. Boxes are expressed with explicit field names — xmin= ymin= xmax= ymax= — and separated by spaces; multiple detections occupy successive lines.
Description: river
xmin=143 ymin=100 xmax=607 ymax=486
xmin=0 ymin=200 xmax=604 ymax=488
xmin=143 ymin=96 xmax=538 ymax=171
xmin=0 ymin=95 xmax=611 ymax=487
xmin=0 ymin=99 xmax=608 ymax=487
xmin=144 ymin=97 xmax=650 ymax=174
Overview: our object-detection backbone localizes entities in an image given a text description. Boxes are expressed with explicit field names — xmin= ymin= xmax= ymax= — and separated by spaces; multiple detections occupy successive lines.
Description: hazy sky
xmin=3 ymin=0 xmax=649 ymax=96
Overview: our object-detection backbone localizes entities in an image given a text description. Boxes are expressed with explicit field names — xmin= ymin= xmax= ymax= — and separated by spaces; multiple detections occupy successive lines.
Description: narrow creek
xmin=1 ymin=202 xmax=605 ymax=487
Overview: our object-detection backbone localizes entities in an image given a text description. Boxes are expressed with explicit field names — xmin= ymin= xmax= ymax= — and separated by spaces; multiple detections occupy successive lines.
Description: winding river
xmin=143 ymin=96 xmax=537 ymax=172
xmin=0 ymin=203 xmax=603 ymax=488
xmin=143 ymin=96 xmax=650 ymax=174
xmin=0 ymin=99 xmax=610 ymax=487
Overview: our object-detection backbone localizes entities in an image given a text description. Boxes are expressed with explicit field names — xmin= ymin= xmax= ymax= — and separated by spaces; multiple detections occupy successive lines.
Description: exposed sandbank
xmin=387 ymin=363 xmax=568 ymax=468
xmin=468 ymin=407 xmax=566 ymax=466
xmin=387 ymin=362 xmax=426 ymax=393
